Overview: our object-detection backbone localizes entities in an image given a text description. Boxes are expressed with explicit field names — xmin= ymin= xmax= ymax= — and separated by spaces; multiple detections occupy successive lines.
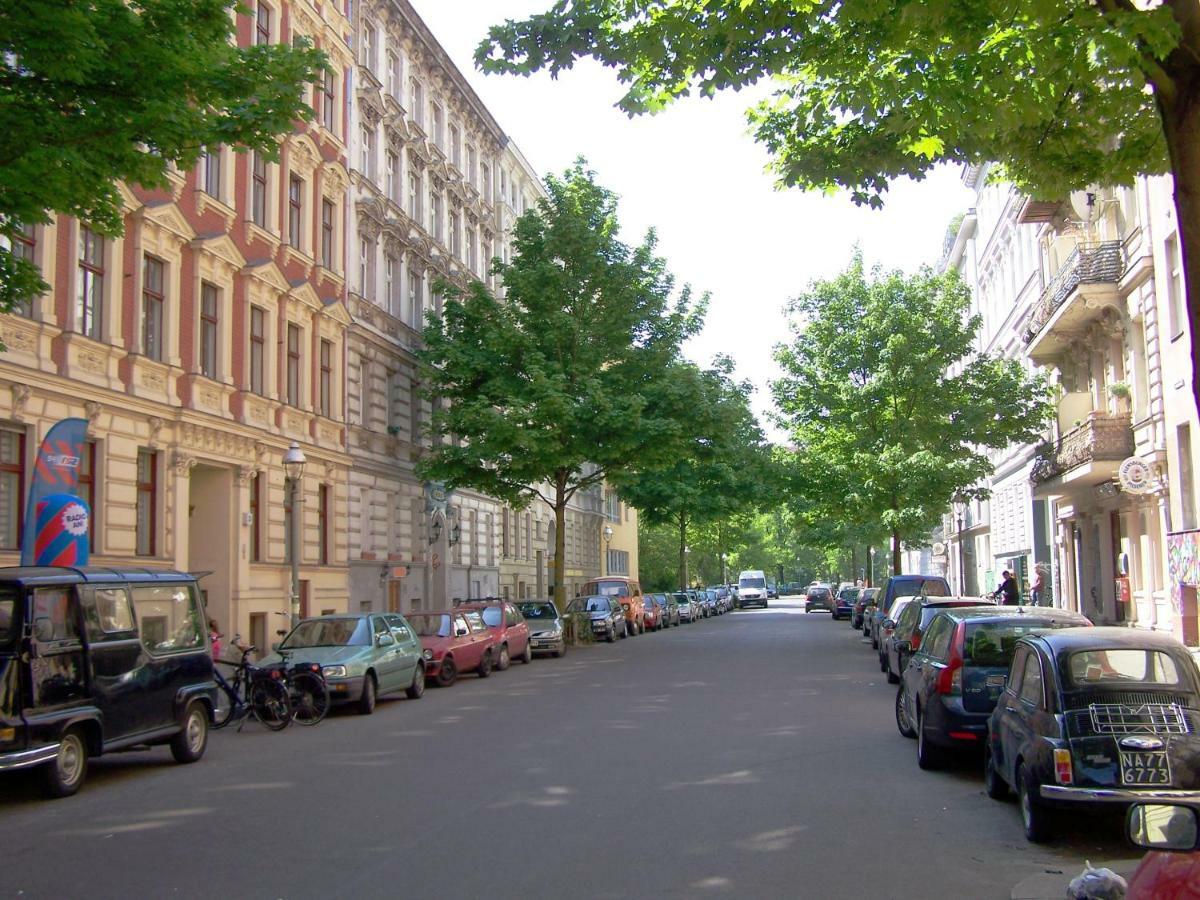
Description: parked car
xmin=0 ymin=567 xmax=216 ymax=798
xmin=882 ymin=596 xmax=995 ymax=683
xmin=868 ymin=575 xmax=951 ymax=648
xmin=737 ymin=570 xmax=769 ymax=608
xmin=805 ymin=583 xmax=834 ymax=613
xmin=567 ymin=595 xmax=627 ymax=642
xmin=673 ymin=592 xmax=698 ymax=623
xmin=456 ymin=600 xmax=531 ymax=669
xmin=648 ymin=593 xmax=680 ymax=627
xmin=516 ymin=600 xmax=566 ymax=657
xmin=580 ymin=576 xmax=646 ymax=635
xmin=407 ymin=610 xmax=496 ymax=687
xmin=642 ymin=595 xmax=663 ymax=631
xmin=833 ymin=586 xmax=860 ymax=621
xmin=264 ymin=613 xmax=425 ymax=715
xmin=852 ymin=587 xmax=878 ymax=630
xmin=985 ymin=627 xmax=1200 ymax=842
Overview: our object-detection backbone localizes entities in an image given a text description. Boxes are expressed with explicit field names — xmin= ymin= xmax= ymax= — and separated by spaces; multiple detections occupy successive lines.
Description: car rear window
xmin=965 ymin=623 xmax=1055 ymax=667
xmin=1066 ymin=649 xmax=1184 ymax=688
xmin=0 ymin=586 xmax=16 ymax=644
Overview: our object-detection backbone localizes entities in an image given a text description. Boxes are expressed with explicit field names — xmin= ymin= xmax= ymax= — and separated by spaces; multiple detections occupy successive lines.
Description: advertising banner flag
xmin=33 ymin=495 xmax=90 ymax=567
xmin=21 ymin=418 xmax=89 ymax=566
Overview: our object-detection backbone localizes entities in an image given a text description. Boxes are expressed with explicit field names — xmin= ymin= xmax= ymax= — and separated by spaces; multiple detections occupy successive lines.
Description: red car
xmin=642 ymin=598 xmax=663 ymax=632
xmin=455 ymin=600 xmax=532 ymax=670
xmin=407 ymin=610 xmax=496 ymax=687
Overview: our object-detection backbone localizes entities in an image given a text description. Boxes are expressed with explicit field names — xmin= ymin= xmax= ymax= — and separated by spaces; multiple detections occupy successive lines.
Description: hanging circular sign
xmin=931 ymin=542 xmax=946 ymax=557
xmin=1118 ymin=457 xmax=1153 ymax=494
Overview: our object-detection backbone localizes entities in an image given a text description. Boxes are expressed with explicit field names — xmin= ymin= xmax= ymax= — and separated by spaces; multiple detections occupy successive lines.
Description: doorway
xmin=188 ymin=465 xmax=233 ymax=639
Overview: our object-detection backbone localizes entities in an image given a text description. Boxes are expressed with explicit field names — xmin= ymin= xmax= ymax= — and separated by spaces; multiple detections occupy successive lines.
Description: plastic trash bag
xmin=1067 ymin=860 xmax=1127 ymax=900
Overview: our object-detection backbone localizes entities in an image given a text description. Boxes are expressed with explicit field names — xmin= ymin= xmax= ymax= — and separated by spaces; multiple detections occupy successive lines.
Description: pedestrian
xmin=1029 ymin=568 xmax=1046 ymax=607
xmin=992 ymin=570 xmax=1020 ymax=606
xmin=208 ymin=618 xmax=222 ymax=660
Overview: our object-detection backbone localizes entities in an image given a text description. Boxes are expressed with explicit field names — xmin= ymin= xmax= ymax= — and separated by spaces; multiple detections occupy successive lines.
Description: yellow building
xmin=602 ymin=484 xmax=639 ymax=582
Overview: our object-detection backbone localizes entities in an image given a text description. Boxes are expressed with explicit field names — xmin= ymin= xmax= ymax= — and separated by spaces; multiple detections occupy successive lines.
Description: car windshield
xmin=518 ymin=602 xmax=556 ymax=620
xmin=964 ymin=623 xmax=1064 ymax=667
xmin=888 ymin=599 xmax=914 ymax=622
xmin=480 ymin=607 xmax=503 ymax=627
xmin=1066 ymin=649 xmax=1184 ymax=688
xmin=741 ymin=578 xmax=765 ymax=589
xmin=281 ymin=617 xmax=369 ymax=648
xmin=409 ymin=614 xmax=453 ymax=638
xmin=587 ymin=581 xmax=630 ymax=597
xmin=569 ymin=597 xmax=610 ymax=613
xmin=0 ymin=586 xmax=16 ymax=645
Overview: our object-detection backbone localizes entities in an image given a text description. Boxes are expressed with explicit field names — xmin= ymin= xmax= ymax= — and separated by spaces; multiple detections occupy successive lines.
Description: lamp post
xmin=955 ymin=499 xmax=968 ymax=596
xmin=868 ymin=546 xmax=876 ymax=588
xmin=683 ymin=545 xmax=690 ymax=590
xmin=283 ymin=441 xmax=307 ymax=626
xmin=602 ymin=523 xmax=613 ymax=575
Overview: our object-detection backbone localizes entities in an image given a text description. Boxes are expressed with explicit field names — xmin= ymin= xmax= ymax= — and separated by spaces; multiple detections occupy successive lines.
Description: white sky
xmin=410 ymin=0 xmax=974 ymax=433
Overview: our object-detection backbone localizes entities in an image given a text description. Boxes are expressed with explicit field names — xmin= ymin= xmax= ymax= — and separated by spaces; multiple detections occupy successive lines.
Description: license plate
xmin=1120 ymin=750 xmax=1171 ymax=785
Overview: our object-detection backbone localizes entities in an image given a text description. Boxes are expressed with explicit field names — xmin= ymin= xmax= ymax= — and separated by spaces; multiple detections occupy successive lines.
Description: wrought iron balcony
xmin=1021 ymin=241 xmax=1126 ymax=345
xmin=1030 ymin=411 xmax=1134 ymax=485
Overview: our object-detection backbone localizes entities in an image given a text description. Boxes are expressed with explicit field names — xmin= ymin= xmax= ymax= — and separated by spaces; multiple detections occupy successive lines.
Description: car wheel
xmin=606 ymin=626 xmax=616 ymax=643
xmin=520 ymin=642 xmax=533 ymax=664
xmin=916 ymin=707 xmax=945 ymax=771
xmin=170 ymin=701 xmax=209 ymax=764
xmin=497 ymin=644 xmax=511 ymax=671
xmin=871 ymin=634 xmax=879 ymax=649
xmin=895 ymin=688 xmax=916 ymax=739
xmin=984 ymin=744 xmax=1008 ymax=800
xmin=41 ymin=727 xmax=89 ymax=798
xmin=406 ymin=664 xmax=425 ymax=700
xmin=477 ymin=650 xmax=493 ymax=678
xmin=879 ymin=652 xmax=888 ymax=673
xmin=436 ymin=657 xmax=457 ymax=687
xmin=554 ymin=644 xmax=566 ymax=658
xmin=1018 ymin=762 xmax=1052 ymax=843
xmin=358 ymin=673 xmax=377 ymax=715
xmin=886 ymin=657 xmax=899 ymax=684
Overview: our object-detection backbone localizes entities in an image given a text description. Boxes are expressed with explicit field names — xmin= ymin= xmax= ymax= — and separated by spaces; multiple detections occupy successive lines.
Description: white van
xmin=737 ymin=570 xmax=768 ymax=609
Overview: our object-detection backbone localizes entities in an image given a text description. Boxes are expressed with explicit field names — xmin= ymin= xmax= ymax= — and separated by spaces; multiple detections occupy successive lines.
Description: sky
xmin=409 ymin=0 xmax=975 ymax=433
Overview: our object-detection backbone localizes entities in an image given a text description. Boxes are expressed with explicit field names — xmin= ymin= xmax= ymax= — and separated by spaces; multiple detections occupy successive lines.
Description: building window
xmin=249 ymin=305 xmax=265 ymax=394
xmin=467 ymin=146 xmax=477 ymax=187
xmin=361 ymin=22 xmax=375 ymax=68
xmin=249 ymin=471 xmax=262 ymax=562
xmin=359 ymin=237 xmax=375 ymax=299
xmin=0 ymin=429 xmax=25 ymax=551
xmin=467 ymin=228 xmax=477 ymax=273
xmin=76 ymin=227 xmax=104 ymax=340
xmin=409 ymin=77 xmax=423 ymax=126
xmin=409 ymin=380 xmax=422 ymax=445
xmin=607 ymin=549 xmax=629 ymax=576
xmin=199 ymin=282 xmax=219 ymax=378
xmin=320 ymin=199 xmax=334 ymax=269
xmin=408 ymin=171 xmax=420 ymax=221
xmin=429 ymin=190 xmax=441 ymax=240
xmin=407 ymin=267 xmax=422 ymax=330
xmin=386 ymin=50 xmax=398 ymax=97
xmin=136 ymin=448 xmax=157 ymax=556
xmin=142 ymin=255 xmax=165 ymax=361
xmin=10 ymin=223 xmax=36 ymax=317
xmin=252 ymin=153 xmax=268 ymax=227
xmin=384 ymin=254 xmax=396 ymax=314
xmin=386 ymin=151 xmax=398 ymax=202
xmin=255 ymin=1 xmax=271 ymax=45
xmin=288 ymin=175 xmax=303 ymax=250
xmin=322 ymin=69 xmax=336 ymax=131
xmin=76 ymin=440 xmax=96 ymax=550
xmin=318 ymin=484 xmax=329 ymax=565
xmin=449 ymin=124 xmax=461 ymax=168
xmin=1181 ymin=424 xmax=1197 ymax=530
xmin=319 ymin=339 xmax=332 ymax=417
xmin=286 ymin=323 xmax=300 ymax=406
xmin=431 ymin=103 xmax=444 ymax=148
xmin=1167 ymin=233 xmax=1185 ymax=340
xmin=449 ymin=210 xmax=460 ymax=257
xmin=200 ymin=147 xmax=221 ymax=198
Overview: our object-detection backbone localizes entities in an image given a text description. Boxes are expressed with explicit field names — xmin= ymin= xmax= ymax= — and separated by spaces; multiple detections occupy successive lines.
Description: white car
xmin=737 ymin=570 xmax=768 ymax=608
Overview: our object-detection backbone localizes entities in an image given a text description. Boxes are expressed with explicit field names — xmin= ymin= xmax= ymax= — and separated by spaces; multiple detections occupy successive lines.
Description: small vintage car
xmin=0 ymin=566 xmax=216 ymax=797
xmin=261 ymin=613 xmax=425 ymax=715
xmin=407 ymin=610 xmax=496 ymax=687
xmin=986 ymin=627 xmax=1200 ymax=843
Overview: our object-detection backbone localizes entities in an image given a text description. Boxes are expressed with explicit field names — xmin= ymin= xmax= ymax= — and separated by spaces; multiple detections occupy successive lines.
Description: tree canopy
xmin=418 ymin=161 xmax=703 ymax=608
xmin=477 ymin=1 xmax=1200 ymax=410
xmin=0 ymin=0 xmax=327 ymax=311
xmin=772 ymin=254 xmax=1053 ymax=573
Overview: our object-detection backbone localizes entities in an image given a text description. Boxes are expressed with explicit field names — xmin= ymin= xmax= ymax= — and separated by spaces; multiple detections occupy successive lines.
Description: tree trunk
xmin=678 ymin=512 xmax=689 ymax=590
xmin=866 ymin=545 xmax=874 ymax=587
xmin=891 ymin=526 xmax=902 ymax=576
xmin=553 ymin=473 xmax=567 ymax=611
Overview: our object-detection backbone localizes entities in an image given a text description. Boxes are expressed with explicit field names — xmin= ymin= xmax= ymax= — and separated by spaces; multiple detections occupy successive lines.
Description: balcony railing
xmin=1030 ymin=411 xmax=1134 ymax=484
xmin=1021 ymin=241 xmax=1126 ymax=344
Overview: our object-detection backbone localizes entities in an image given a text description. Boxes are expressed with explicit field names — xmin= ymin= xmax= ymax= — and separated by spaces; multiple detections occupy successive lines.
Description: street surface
xmin=0 ymin=597 xmax=1129 ymax=899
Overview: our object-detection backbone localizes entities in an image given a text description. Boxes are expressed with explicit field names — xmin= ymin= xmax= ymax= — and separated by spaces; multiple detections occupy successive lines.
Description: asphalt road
xmin=0 ymin=597 xmax=1131 ymax=899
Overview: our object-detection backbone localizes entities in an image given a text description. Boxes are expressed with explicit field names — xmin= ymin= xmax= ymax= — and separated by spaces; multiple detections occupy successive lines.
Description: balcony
xmin=1021 ymin=241 xmax=1126 ymax=364
xmin=1030 ymin=411 xmax=1134 ymax=490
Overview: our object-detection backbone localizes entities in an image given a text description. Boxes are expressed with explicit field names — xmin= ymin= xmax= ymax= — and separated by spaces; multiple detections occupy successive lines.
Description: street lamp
xmin=602 ymin=523 xmax=613 ymax=575
xmin=868 ymin=546 xmax=876 ymax=588
xmin=683 ymin=544 xmax=690 ymax=590
xmin=283 ymin=441 xmax=307 ymax=626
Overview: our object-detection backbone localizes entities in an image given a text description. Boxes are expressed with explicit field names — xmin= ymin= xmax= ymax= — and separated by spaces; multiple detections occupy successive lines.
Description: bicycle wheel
xmin=249 ymin=677 xmax=292 ymax=731
xmin=212 ymin=671 xmax=239 ymax=729
xmin=289 ymin=671 xmax=330 ymax=726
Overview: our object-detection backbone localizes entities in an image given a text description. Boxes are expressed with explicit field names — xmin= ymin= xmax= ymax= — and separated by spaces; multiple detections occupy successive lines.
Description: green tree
xmin=1 ymin=0 xmax=327 ymax=312
xmin=613 ymin=357 xmax=771 ymax=589
xmin=773 ymin=255 xmax=1052 ymax=574
xmin=418 ymin=161 xmax=702 ymax=610
xmin=477 ymin=2 xmax=1200 ymax=412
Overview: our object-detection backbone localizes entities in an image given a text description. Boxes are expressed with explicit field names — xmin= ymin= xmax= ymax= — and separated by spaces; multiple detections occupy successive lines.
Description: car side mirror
xmin=1127 ymin=803 xmax=1200 ymax=851
xmin=377 ymin=633 xmax=395 ymax=647
xmin=883 ymin=619 xmax=895 ymax=630
xmin=33 ymin=617 xmax=54 ymax=643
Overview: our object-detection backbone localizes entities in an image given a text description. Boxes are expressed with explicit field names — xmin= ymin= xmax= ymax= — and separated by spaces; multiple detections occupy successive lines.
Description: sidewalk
xmin=1011 ymin=859 xmax=1142 ymax=900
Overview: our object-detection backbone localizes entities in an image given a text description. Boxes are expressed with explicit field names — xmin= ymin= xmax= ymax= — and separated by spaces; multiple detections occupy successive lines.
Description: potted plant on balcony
xmin=1107 ymin=381 xmax=1132 ymax=414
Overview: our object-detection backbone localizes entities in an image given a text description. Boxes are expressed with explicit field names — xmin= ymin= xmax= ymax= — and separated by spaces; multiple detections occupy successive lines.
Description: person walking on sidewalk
xmin=993 ymin=571 xmax=1020 ymax=605
xmin=1028 ymin=568 xmax=1046 ymax=607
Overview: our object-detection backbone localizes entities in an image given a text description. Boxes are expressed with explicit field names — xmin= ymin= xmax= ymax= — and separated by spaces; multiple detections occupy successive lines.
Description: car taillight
xmin=910 ymin=634 xmax=921 ymax=652
xmin=1054 ymin=748 xmax=1073 ymax=785
xmin=935 ymin=622 xmax=966 ymax=696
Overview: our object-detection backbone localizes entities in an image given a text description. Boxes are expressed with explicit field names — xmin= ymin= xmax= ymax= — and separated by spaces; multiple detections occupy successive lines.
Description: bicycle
xmin=264 ymin=648 xmax=330 ymax=726
xmin=212 ymin=646 xmax=292 ymax=731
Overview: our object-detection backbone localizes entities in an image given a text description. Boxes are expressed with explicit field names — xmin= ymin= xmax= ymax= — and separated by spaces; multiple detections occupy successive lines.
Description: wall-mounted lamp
xmin=428 ymin=515 xmax=443 ymax=545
